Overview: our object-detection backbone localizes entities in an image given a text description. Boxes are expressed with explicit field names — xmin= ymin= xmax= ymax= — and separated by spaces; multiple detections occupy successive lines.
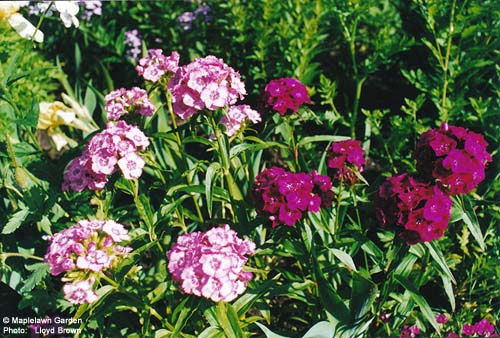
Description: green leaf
xmin=312 ymin=243 xmax=350 ymax=323
xmin=302 ymin=321 xmax=334 ymax=338
xmin=297 ymin=135 xmax=350 ymax=147
xmin=170 ymin=297 xmax=198 ymax=337
xmin=84 ymin=85 xmax=97 ymax=114
xmin=20 ymin=263 xmax=49 ymax=293
xmin=394 ymin=275 xmax=440 ymax=334
xmin=233 ymin=279 xmax=276 ymax=317
xmin=16 ymin=96 xmax=39 ymax=127
xmin=350 ymin=273 xmax=377 ymax=324
xmin=2 ymin=208 xmax=29 ymax=234
xmin=135 ymin=194 xmax=155 ymax=229
xmin=424 ymin=241 xmax=455 ymax=283
xmin=205 ymin=162 xmax=221 ymax=217
xmin=255 ymin=322 xmax=289 ymax=338
xmin=331 ymin=248 xmax=357 ymax=272
xmin=198 ymin=326 xmax=225 ymax=338
xmin=458 ymin=196 xmax=485 ymax=251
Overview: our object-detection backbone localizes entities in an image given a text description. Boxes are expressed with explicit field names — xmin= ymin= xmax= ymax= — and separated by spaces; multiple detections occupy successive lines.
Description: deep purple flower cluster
xmin=414 ymin=123 xmax=492 ymax=194
xmin=250 ymin=167 xmax=335 ymax=227
xmin=462 ymin=319 xmax=497 ymax=337
xmin=136 ymin=49 xmax=180 ymax=83
xmin=105 ymin=87 xmax=154 ymax=121
xmin=167 ymin=225 xmax=255 ymax=302
xmin=327 ymin=139 xmax=365 ymax=185
xmin=376 ymin=173 xmax=452 ymax=244
xmin=264 ymin=77 xmax=311 ymax=115
xmin=62 ymin=121 xmax=149 ymax=192
xmin=167 ymin=55 xmax=247 ymax=119
xmin=45 ymin=219 xmax=131 ymax=304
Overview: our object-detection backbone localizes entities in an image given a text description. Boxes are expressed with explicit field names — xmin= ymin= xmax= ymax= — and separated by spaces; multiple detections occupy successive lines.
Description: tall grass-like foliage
xmin=0 ymin=1 xmax=498 ymax=337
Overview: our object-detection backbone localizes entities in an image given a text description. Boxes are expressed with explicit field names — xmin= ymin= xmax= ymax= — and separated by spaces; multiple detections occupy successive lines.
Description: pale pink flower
xmin=167 ymin=225 xmax=255 ymax=302
xmin=63 ymin=279 xmax=98 ymax=304
xmin=117 ymin=152 xmax=145 ymax=179
xmin=102 ymin=221 xmax=131 ymax=242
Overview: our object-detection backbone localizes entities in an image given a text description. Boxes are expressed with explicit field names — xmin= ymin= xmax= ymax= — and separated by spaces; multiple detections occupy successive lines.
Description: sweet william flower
xmin=415 ymin=123 xmax=492 ymax=194
xmin=63 ymin=279 xmax=98 ymax=305
xmin=435 ymin=313 xmax=448 ymax=324
xmin=264 ymin=77 xmax=311 ymax=115
xmin=250 ymin=167 xmax=334 ymax=227
xmin=167 ymin=225 xmax=255 ymax=302
xmin=376 ymin=174 xmax=452 ymax=244
xmin=220 ymin=105 xmax=261 ymax=136
xmin=167 ymin=55 xmax=246 ymax=119
xmin=327 ymin=139 xmax=365 ymax=185
xmin=117 ymin=152 xmax=146 ymax=179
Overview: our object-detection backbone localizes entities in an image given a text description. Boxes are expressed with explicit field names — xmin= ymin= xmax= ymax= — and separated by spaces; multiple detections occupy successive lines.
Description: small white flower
xmin=54 ymin=1 xmax=79 ymax=28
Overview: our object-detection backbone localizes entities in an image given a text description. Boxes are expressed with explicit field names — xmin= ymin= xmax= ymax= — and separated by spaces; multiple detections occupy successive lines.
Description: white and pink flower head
xmin=167 ymin=225 xmax=256 ymax=302
xmin=167 ymin=55 xmax=247 ymax=120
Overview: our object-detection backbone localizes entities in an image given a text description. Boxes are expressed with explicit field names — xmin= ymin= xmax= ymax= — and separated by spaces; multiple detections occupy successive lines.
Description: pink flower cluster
xmin=376 ymin=173 xmax=452 ymax=244
xmin=462 ymin=319 xmax=497 ymax=337
xmin=414 ymin=123 xmax=492 ymax=194
xmin=264 ymin=77 xmax=311 ymax=115
xmin=167 ymin=225 xmax=256 ymax=302
xmin=63 ymin=279 xmax=98 ymax=305
xmin=219 ymin=105 xmax=261 ymax=137
xmin=250 ymin=167 xmax=335 ymax=227
xmin=167 ymin=55 xmax=247 ymax=119
xmin=399 ymin=325 xmax=420 ymax=338
xmin=327 ymin=139 xmax=365 ymax=184
xmin=105 ymin=87 xmax=155 ymax=121
xmin=136 ymin=49 xmax=180 ymax=83
xmin=62 ymin=121 xmax=149 ymax=192
xmin=44 ymin=219 xmax=131 ymax=304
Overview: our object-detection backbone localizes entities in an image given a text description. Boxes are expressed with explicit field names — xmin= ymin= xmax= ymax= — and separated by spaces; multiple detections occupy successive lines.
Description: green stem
xmin=350 ymin=77 xmax=366 ymax=139
xmin=163 ymin=89 xmax=204 ymax=223
xmin=440 ymin=0 xmax=457 ymax=121
xmin=99 ymin=273 xmax=119 ymax=288
xmin=1 ymin=253 xmax=44 ymax=262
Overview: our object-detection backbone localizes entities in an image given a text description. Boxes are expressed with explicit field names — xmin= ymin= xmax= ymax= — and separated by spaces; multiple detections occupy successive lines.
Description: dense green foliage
xmin=0 ymin=1 xmax=498 ymax=337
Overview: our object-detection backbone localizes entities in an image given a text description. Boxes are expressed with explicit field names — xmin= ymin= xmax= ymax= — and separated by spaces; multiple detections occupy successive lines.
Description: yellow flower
xmin=0 ymin=2 xmax=21 ymax=19
xmin=38 ymin=95 xmax=98 ymax=151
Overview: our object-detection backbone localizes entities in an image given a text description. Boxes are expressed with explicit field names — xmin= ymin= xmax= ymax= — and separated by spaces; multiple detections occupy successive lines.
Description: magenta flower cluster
xmin=327 ymin=139 xmax=365 ymax=185
xmin=220 ymin=105 xmax=261 ymax=137
xmin=462 ymin=319 xmax=497 ymax=337
xmin=399 ymin=324 xmax=420 ymax=338
xmin=376 ymin=173 xmax=452 ymax=244
xmin=44 ymin=219 xmax=131 ymax=304
xmin=167 ymin=225 xmax=256 ymax=302
xmin=63 ymin=121 xmax=149 ymax=191
xmin=136 ymin=49 xmax=180 ymax=83
xmin=167 ymin=55 xmax=247 ymax=119
xmin=376 ymin=124 xmax=491 ymax=244
xmin=264 ymin=77 xmax=311 ymax=115
xmin=250 ymin=167 xmax=335 ymax=227
xmin=105 ymin=87 xmax=154 ymax=121
xmin=414 ymin=123 xmax=492 ymax=194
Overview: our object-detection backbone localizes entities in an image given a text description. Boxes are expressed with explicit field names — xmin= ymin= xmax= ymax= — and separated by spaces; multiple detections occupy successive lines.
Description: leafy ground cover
xmin=0 ymin=1 xmax=498 ymax=337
